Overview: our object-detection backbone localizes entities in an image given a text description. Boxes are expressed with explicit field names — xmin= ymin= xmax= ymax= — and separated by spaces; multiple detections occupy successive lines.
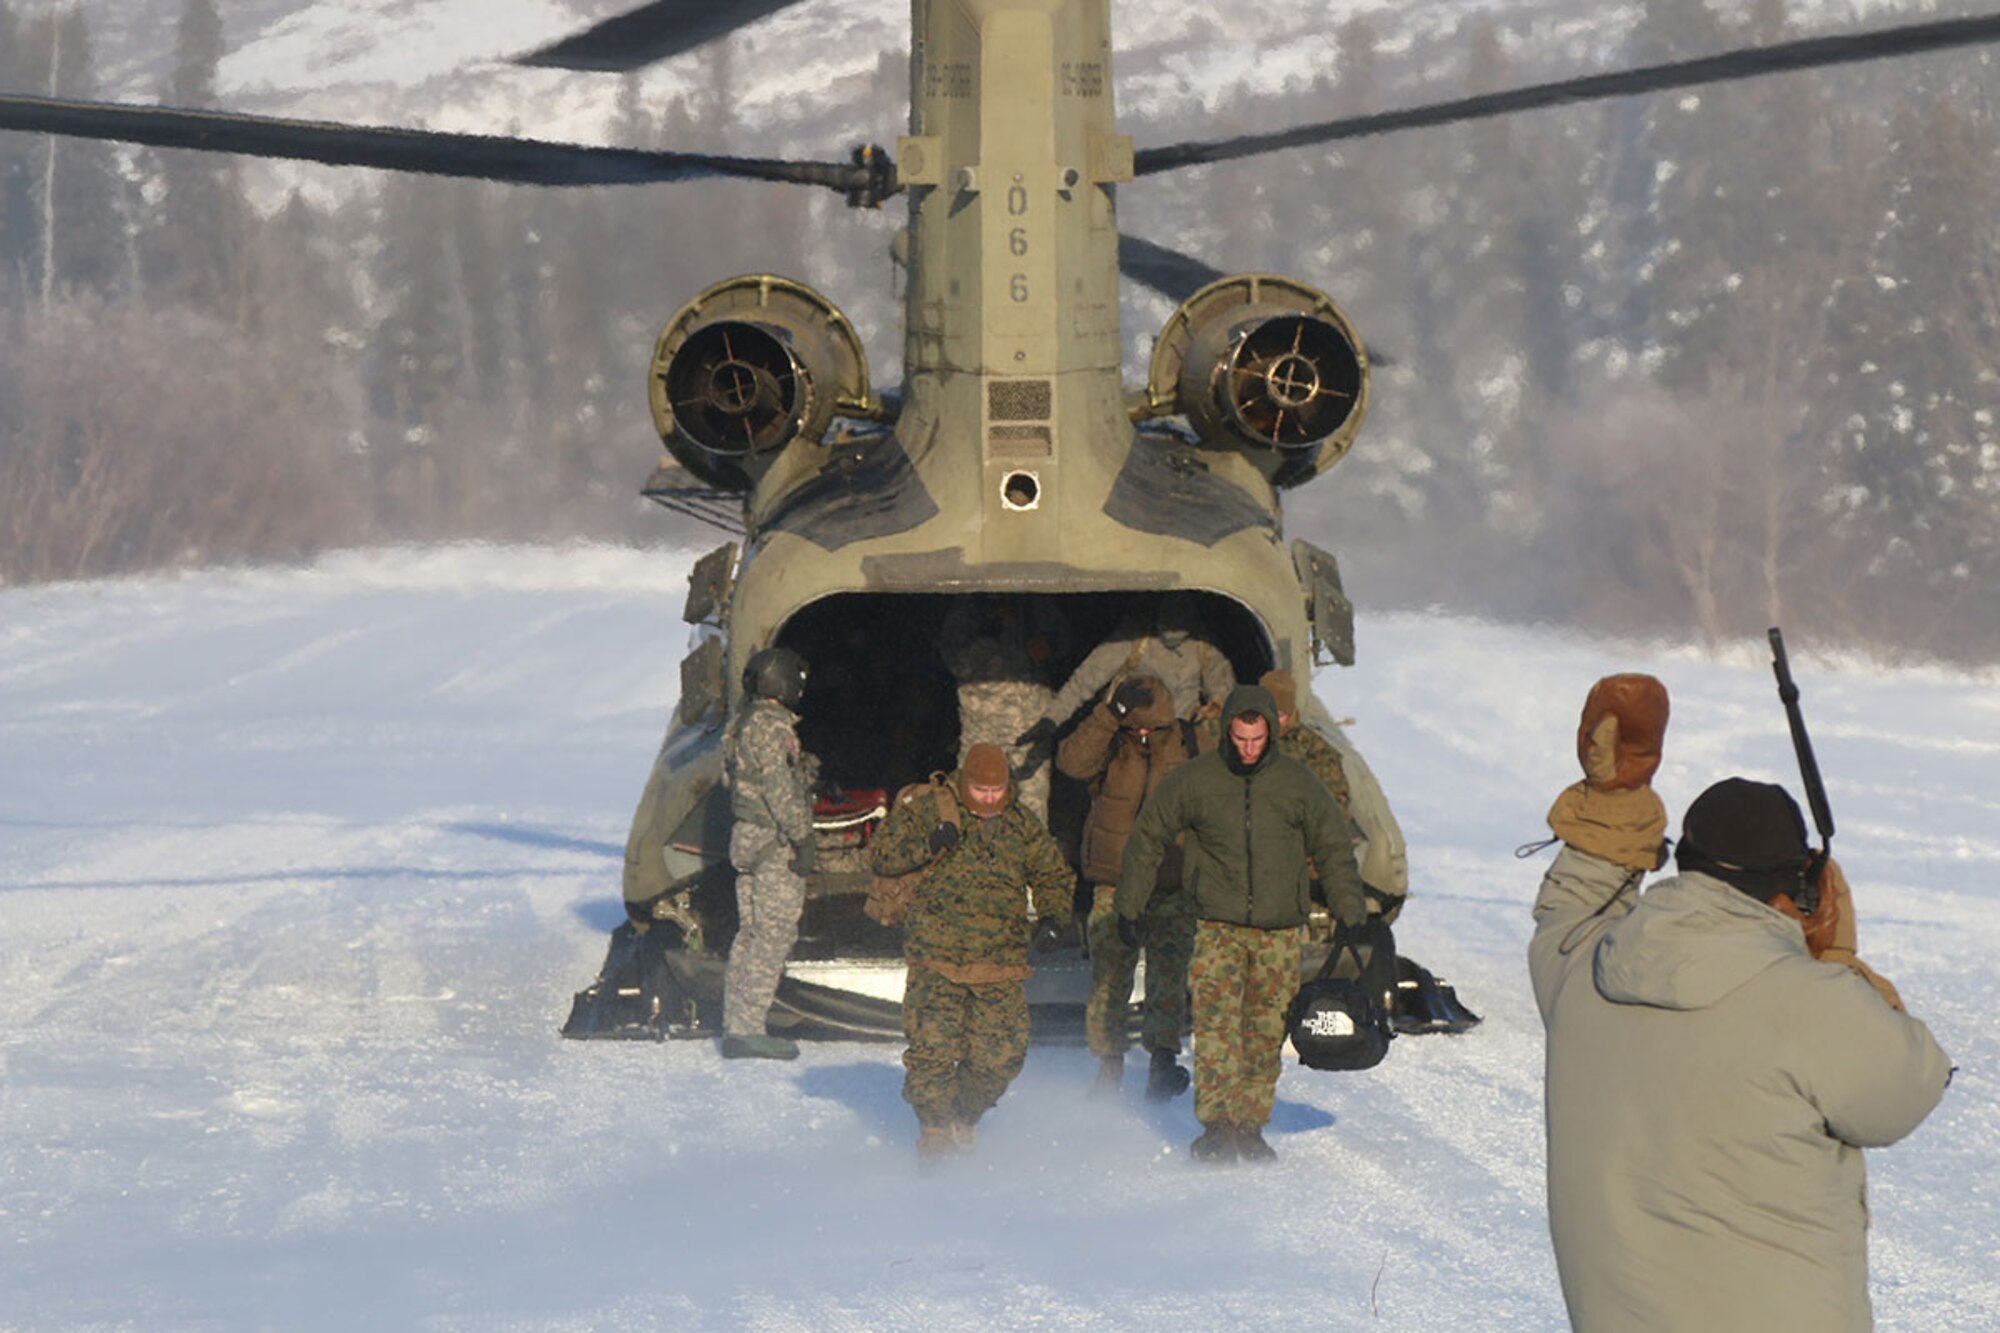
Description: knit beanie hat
xmin=959 ymin=742 xmax=1014 ymax=817
xmin=1675 ymin=777 xmax=1809 ymax=901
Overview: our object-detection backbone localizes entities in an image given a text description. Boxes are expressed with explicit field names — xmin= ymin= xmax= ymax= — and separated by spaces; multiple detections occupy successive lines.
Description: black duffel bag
xmin=1287 ymin=919 xmax=1397 ymax=1071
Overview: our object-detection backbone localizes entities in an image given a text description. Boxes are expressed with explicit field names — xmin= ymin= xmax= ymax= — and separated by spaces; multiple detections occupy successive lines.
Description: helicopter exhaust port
xmin=1145 ymin=274 xmax=1370 ymax=489
xmin=1212 ymin=315 xmax=1362 ymax=449
xmin=666 ymin=321 xmax=807 ymax=456
xmin=648 ymin=275 xmax=875 ymax=491
xmin=1000 ymin=472 xmax=1040 ymax=511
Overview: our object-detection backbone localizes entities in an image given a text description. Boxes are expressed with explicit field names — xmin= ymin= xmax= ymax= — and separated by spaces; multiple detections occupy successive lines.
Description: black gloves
xmin=928 ymin=821 xmax=961 ymax=855
xmin=1014 ymin=717 xmax=1058 ymax=749
xmin=1110 ymin=679 xmax=1154 ymax=719
xmin=1116 ymin=915 xmax=1142 ymax=949
xmin=790 ymin=838 xmax=818 ymax=875
xmin=1033 ymin=919 xmax=1065 ymax=953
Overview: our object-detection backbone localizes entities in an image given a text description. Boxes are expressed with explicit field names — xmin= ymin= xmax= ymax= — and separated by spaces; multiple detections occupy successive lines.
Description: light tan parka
xmin=1530 ymin=846 xmax=1951 ymax=1332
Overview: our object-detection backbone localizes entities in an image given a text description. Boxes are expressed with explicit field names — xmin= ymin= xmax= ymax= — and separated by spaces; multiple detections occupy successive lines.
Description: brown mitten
xmin=1784 ymin=859 xmax=1905 ymax=1011
xmin=1801 ymin=857 xmax=1853 ymax=959
xmin=1547 ymin=674 xmax=1671 ymax=871
xmin=1576 ymin=674 xmax=1670 ymax=789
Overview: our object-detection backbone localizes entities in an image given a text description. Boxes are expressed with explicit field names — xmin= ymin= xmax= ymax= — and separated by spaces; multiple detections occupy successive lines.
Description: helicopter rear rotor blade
xmin=1117 ymin=235 xmax=1226 ymax=304
xmin=517 ymin=0 xmax=812 ymax=72
xmin=1134 ymin=12 xmax=2000 ymax=177
xmin=0 ymin=93 xmax=872 ymax=193
xmin=1116 ymin=234 xmax=1398 ymax=365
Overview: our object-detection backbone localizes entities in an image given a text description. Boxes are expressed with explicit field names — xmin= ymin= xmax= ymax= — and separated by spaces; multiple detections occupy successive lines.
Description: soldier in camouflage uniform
xmin=1118 ymin=686 xmax=1365 ymax=1163
xmin=720 ymin=647 xmax=819 ymax=1061
xmin=1015 ymin=592 xmax=1235 ymax=766
xmin=1260 ymin=669 xmax=1404 ymax=925
xmin=1258 ymin=671 xmax=1353 ymax=816
xmin=871 ymin=743 xmax=1073 ymax=1165
xmin=938 ymin=596 xmax=1066 ymax=819
xmin=1055 ymin=674 xmax=1205 ymax=1100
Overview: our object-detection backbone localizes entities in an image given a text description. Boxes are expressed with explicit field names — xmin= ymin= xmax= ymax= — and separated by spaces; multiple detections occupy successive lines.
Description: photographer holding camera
xmin=1530 ymin=674 xmax=1951 ymax=1332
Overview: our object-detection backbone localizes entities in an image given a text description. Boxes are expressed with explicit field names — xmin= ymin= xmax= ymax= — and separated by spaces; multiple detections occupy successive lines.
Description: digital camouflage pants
xmin=901 ymin=966 xmax=1030 ymax=1129
xmin=1189 ymin=920 xmax=1304 ymax=1128
xmin=1085 ymin=883 xmax=1194 ymax=1058
xmin=723 ymin=824 xmax=806 ymax=1038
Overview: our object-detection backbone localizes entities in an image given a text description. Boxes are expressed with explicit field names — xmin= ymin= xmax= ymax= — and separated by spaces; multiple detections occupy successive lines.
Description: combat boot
xmin=917 ymin=1124 xmax=957 ymax=1168
xmin=1090 ymin=1054 xmax=1124 ymax=1098
xmin=1189 ymin=1122 xmax=1239 ymax=1164
xmin=719 ymin=1033 xmax=800 ymax=1061
xmin=1233 ymin=1124 xmax=1278 ymax=1163
xmin=1144 ymin=1047 xmax=1190 ymax=1101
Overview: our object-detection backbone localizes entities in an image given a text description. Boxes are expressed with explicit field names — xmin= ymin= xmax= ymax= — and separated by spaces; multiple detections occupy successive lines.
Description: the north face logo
xmin=1301 ymin=1008 xmax=1356 ymax=1038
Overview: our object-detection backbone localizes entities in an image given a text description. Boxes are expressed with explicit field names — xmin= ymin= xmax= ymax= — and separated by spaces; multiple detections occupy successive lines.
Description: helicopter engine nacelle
xmin=1147 ymin=274 xmax=1369 ymax=488
xmin=648 ymin=275 xmax=873 ymax=491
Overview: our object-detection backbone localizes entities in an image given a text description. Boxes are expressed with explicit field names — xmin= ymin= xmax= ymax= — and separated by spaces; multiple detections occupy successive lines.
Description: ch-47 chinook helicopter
xmin=7 ymin=3 xmax=1999 ymax=1041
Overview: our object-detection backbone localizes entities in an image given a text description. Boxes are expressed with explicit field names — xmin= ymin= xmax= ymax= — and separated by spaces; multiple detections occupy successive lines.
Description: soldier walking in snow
xmin=1531 ymin=675 xmax=1951 ymax=1332
xmin=1258 ymin=669 xmax=1401 ymax=926
xmin=1256 ymin=670 xmax=1353 ymax=821
xmin=1055 ymin=673 xmax=1203 ymax=1100
xmin=1116 ymin=685 xmax=1365 ymax=1163
xmin=720 ymin=647 xmax=819 ymax=1061
xmin=870 ymin=743 xmax=1073 ymax=1165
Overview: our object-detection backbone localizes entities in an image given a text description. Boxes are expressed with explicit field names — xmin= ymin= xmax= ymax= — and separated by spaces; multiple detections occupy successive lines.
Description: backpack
xmin=1287 ymin=919 xmax=1398 ymax=1071
xmin=862 ymin=774 xmax=961 ymax=927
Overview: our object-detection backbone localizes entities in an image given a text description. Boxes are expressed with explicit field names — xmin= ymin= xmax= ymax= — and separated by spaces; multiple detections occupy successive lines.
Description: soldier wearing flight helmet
xmin=720 ymin=646 xmax=818 ymax=1060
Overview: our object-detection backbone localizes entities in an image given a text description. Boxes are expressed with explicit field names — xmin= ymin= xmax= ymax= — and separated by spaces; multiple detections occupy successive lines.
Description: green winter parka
xmin=1114 ymin=686 xmax=1364 ymax=931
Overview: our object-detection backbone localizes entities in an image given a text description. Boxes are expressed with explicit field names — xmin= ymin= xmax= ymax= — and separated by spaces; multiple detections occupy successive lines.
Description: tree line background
xmin=1 ymin=0 xmax=1994 ymax=664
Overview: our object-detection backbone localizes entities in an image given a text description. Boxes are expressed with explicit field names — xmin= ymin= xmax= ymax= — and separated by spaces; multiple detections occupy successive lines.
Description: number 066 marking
xmin=1005 ymin=186 xmax=1031 ymax=302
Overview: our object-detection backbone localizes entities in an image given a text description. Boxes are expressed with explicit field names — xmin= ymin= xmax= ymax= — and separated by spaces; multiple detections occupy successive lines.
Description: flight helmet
xmin=743 ymin=646 xmax=808 ymax=711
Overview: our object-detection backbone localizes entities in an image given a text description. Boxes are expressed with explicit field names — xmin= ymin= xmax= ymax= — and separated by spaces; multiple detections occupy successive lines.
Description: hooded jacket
xmin=1114 ymin=686 xmax=1363 ymax=930
xmin=1056 ymin=677 xmax=1202 ymax=886
xmin=1530 ymin=846 xmax=1952 ymax=1333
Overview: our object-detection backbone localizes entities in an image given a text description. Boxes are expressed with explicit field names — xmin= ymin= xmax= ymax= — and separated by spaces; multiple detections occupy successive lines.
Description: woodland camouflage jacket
xmin=872 ymin=787 xmax=1072 ymax=982
xmin=1280 ymin=724 xmax=1353 ymax=822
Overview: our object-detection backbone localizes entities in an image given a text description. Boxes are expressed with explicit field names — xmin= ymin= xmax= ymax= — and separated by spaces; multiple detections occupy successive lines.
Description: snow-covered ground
xmin=2 ymin=546 xmax=1993 ymax=1331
